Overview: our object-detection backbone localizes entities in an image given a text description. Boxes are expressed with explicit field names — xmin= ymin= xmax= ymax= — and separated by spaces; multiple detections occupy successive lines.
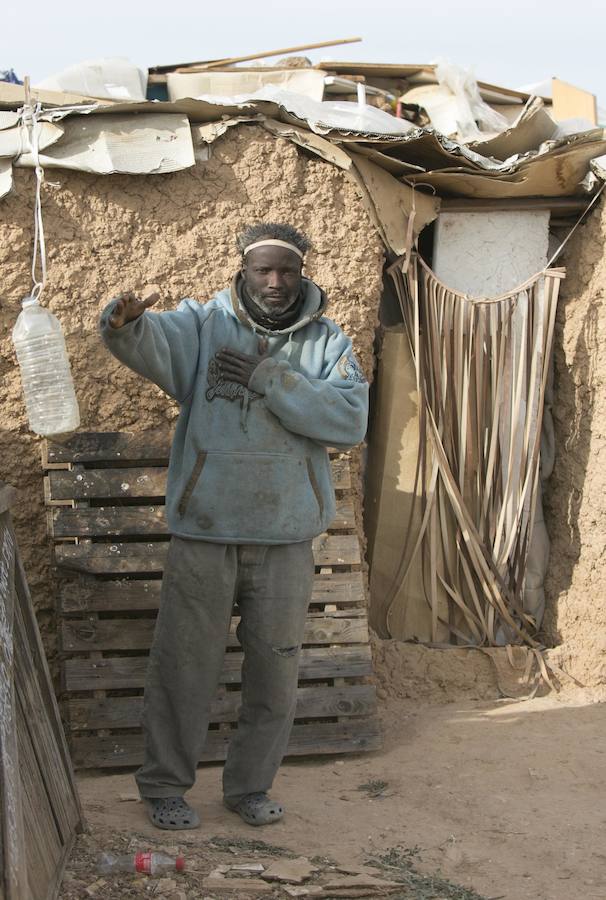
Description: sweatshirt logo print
xmin=337 ymin=353 xmax=366 ymax=384
xmin=205 ymin=356 xmax=262 ymax=404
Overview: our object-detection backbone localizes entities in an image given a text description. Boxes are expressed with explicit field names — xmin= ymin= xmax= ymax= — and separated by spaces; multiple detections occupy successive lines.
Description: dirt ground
xmin=62 ymin=689 xmax=606 ymax=900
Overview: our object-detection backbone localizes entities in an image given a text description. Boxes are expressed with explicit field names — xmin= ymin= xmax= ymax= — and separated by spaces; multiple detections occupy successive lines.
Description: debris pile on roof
xmin=1 ymin=41 xmax=605 ymax=209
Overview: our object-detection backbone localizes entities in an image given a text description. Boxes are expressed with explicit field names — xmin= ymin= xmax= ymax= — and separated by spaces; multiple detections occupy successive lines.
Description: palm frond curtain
xmin=386 ymin=254 xmax=565 ymax=646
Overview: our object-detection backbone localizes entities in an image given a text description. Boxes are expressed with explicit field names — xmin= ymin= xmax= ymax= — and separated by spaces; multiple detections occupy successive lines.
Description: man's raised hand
xmin=108 ymin=291 xmax=160 ymax=329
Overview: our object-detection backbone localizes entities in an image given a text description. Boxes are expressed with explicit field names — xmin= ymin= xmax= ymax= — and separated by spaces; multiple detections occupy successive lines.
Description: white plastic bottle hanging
xmin=13 ymin=82 xmax=81 ymax=437
xmin=12 ymin=297 xmax=80 ymax=436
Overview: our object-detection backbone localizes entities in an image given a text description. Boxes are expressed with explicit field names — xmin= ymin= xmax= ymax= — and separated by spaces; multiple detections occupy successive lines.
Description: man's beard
xmin=246 ymin=286 xmax=298 ymax=316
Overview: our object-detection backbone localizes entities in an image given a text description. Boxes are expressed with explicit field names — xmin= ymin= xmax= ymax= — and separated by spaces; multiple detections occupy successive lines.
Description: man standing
xmin=100 ymin=223 xmax=368 ymax=830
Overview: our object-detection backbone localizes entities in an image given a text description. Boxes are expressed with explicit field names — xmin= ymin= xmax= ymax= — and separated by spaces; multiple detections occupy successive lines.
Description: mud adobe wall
xmin=0 ymin=124 xmax=384 ymax=644
xmin=544 ymin=195 xmax=606 ymax=686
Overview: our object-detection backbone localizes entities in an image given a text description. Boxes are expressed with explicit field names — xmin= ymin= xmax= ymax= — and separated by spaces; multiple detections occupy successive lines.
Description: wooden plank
xmin=47 ymin=459 xmax=350 ymax=500
xmin=61 ymin=614 xmax=369 ymax=653
xmin=13 ymin=555 xmax=84 ymax=834
xmin=0 ymin=493 xmax=83 ymax=900
xmin=175 ymin=37 xmax=362 ymax=73
xmin=69 ymin=717 xmax=382 ymax=768
xmin=331 ymin=459 xmax=351 ymax=490
xmin=440 ymin=196 xmax=590 ymax=214
xmin=48 ymin=467 xmax=168 ymax=500
xmin=13 ymin=605 xmax=80 ymax=846
xmin=314 ymin=534 xmax=359 ymax=566
xmin=60 ymin=571 xmax=365 ymax=613
xmin=44 ymin=433 xmax=171 ymax=466
xmin=63 ymin=644 xmax=373 ymax=692
xmin=0 ymin=510 xmax=27 ymax=900
xmin=46 ymin=433 xmax=347 ymax=465
xmin=16 ymin=695 xmax=62 ymax=900
xmin=51 ymin=495 xmax=356 ymax=538
xmin=66 ymin=683 xmax=377 ymax=731
xmin=55 ymin=534 xmax=360 ymax=574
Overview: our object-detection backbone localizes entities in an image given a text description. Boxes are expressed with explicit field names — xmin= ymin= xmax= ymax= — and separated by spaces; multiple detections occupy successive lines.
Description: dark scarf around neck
xmin=238 ymin=279 xmax=305 ymax=331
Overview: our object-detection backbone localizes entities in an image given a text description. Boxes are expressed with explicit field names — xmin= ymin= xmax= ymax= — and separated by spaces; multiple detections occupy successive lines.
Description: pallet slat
xmin=70 ymin=718 xmax=382 ymax=769
xmin=45 ymin=432 xmax=171 ymax=466
xmin=52 ymin=496 xmax=356 ymax=537
xmin=45 ymin=432 xmax=348 ymax=466
xmin=55 ymin=535 xmax=361 ymax=574
xmin=63 ymin=645 xmax=373 ymax=692
xmin=47 ymin=459 xmax=350 ymax=500
xmin=60 ymin=571 xmax=366 ymax=613
xmin=61 ymin=615 xmax=369 ymax=653
xmin=67 ymin=684 xmax=377 ymax=731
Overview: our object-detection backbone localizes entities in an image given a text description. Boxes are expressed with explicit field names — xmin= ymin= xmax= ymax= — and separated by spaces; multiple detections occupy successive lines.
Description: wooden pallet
xmin=43 ymin=432 xmax=380 ymax=770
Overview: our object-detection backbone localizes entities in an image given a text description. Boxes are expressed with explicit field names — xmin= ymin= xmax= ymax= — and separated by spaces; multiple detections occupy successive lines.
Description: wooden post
xmin=0 ymin=481 xmax=85 ymax=900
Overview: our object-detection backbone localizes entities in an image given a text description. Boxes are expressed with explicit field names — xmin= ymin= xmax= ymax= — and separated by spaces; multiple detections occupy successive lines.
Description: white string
xmin=545 ymin=181 xmax=606 ymax=269
xmin=21 ymin=100 xmax=47 ymax=300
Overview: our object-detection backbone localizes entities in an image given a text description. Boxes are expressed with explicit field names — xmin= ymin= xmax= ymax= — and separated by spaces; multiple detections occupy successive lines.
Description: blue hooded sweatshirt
xmin=99 ymin=275 xmax=369 ymax=545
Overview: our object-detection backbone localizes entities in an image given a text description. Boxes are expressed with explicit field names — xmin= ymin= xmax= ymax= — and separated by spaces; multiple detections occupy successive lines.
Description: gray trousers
xmin=135 ymin=536 xmax=315 ymax=805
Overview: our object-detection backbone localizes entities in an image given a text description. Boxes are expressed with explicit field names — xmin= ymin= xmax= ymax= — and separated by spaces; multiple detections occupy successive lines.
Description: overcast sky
xmin=2 ymin=0 xmax=604 ymax=112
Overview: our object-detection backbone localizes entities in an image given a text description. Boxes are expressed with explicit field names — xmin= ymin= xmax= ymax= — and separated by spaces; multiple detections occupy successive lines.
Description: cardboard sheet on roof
xmin=0 ymin=159 xmax=12 ymax=199
xmin=0 ymin=81 xmax=110 ymax=108
xmin=345 ymin=152 xmax=439 ymax=254
xmin=15 ymin=113 xmax=195 ymax=175
xmin=0 ymin=121 xmax=64 ymax=158
xmin=406 ymin=129 xmax=606 ymax=198
xmin=260 ymin=118 xmax=352 ymax=169
xmin=0 ymin=111 xmax=20 ymax=130
xmin=551 ymin=78 xmax=597 ymax=125
xmin=36 ymin=58 xmax=148 ymax=102
xmin=468 ymin=98 xmax=558 ymax=161
xmin=167 ymin=69 xmax=327 ymax=103
xmin=347 ymin=143 xmax=425 ymax=177
xmin=192 ymin=116 xmax=262 ymax=145
xmin=360 ymin=129 xmax=503 ymax=171
xmin=317 ymin=62 xmax=535 ymax=105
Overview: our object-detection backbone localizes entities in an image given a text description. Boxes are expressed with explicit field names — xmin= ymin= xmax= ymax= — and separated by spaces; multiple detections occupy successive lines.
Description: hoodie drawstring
xmin=240 ymin=388 xmax=250 ymax=433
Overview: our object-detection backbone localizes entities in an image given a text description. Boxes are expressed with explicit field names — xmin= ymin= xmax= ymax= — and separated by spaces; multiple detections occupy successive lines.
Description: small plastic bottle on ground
xmin=96 ymin=851 xmax=185 ymax=875
xmin=12 ymin=296 xmax=80 ymax=436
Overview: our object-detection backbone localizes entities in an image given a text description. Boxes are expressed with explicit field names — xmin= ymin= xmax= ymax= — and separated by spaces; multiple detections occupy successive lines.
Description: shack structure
xmin=1 ymin=51 xmax=606 ymax=731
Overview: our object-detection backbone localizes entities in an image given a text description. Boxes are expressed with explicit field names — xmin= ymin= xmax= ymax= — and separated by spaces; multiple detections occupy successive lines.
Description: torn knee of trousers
xmin=272 ymin=645 xmax=300 ymax=657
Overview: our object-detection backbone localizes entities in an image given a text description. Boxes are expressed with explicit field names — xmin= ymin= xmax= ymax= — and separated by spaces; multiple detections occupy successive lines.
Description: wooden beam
xmin=150 ymin=37 xmax=362 ymax=75
xmin=440 ymin=196 xmax=591 ymax=215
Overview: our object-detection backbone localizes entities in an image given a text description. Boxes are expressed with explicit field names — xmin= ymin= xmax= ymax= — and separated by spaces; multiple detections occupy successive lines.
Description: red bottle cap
xmin=135 ymin=851 xmax=152 ymax=873
xmin=175 ymin=856 xmax=185 ymax=871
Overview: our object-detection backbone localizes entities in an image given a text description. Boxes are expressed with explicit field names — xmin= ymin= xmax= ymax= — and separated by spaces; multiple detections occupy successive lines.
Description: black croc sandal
xmin=226 ymin=792 xmax=284 ymax=826
xmin=145 ymin=796 xmax=200 ymax=830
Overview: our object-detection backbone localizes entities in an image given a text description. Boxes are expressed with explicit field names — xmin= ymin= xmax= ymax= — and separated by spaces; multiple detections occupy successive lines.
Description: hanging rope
xmin=20 ymin=91 xmax=47 ymax=301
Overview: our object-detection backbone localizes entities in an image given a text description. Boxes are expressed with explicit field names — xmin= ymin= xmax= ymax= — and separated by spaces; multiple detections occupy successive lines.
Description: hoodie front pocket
xmin=175 ymin=451 xmax=326 ymax=542
xmin=306 ymin=457 xmax=324 ymax=518
xmin=178 ymin=451 xmax=207 ymax=517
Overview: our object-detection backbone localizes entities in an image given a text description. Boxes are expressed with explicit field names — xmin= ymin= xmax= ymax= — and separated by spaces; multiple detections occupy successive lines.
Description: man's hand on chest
xmin=216 ymin=337 xmax=270 ymax=387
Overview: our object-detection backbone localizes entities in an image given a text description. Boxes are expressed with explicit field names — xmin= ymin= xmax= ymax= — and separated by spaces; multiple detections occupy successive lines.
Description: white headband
xmin=243 ymin=239 xmax=304 ymax=259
